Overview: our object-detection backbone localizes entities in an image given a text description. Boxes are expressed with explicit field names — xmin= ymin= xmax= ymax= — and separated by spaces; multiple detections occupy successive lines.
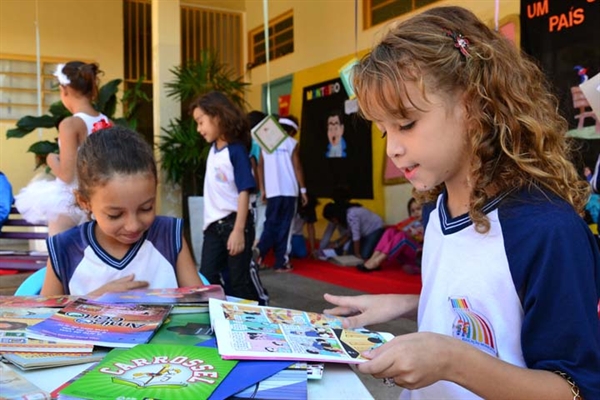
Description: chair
xmin=15 ymin=267 xmax=211 ymax=296
xmin=14 ymin=267 xmax=46 ymax=295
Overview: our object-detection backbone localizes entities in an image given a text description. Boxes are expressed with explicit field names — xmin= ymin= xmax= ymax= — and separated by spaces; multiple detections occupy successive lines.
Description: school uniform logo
xmin=449 ymin=297 xmax=497 ymax=357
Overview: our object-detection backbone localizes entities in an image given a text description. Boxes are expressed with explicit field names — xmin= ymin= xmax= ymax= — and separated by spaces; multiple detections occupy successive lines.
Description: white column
xmin=152 ymin=0 xmax=181 ymax=217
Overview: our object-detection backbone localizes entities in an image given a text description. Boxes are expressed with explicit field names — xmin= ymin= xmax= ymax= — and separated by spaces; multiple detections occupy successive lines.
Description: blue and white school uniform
xmin=47 ymin=216 xmax=182 ymax=295
xmin=201 ymin=142 xmax=268 ymax=304
xmin=401 ymin=187 xmax=600 ymax=399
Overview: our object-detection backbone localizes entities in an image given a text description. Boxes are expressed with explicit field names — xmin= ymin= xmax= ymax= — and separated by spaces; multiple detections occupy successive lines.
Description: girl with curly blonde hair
xmin=324 ymin=6 xmax=599 ymax=399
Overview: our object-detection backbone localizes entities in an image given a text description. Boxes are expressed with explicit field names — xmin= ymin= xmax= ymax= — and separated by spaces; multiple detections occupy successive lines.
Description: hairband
xmin=444 ymin=29 xmax=470 ymax=58
xmin=279 ymin=117 xmax=299 ymax=131
xmin=53 ymin=64 xmax=71 ymax=86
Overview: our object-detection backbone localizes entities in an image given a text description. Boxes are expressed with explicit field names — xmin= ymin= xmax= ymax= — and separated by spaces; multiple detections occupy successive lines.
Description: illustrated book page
xmin=25 ymin=298 xmax=171 ymax=348
xmin=58 ymin=344 xmax=238 ymax=400
xmin=0 ymin=361 xmax=50 ymax=399
xmin=0 ymin=307 xmax=93 ymax=353
xmin=209 ymin=299 xmax=393 ymax=364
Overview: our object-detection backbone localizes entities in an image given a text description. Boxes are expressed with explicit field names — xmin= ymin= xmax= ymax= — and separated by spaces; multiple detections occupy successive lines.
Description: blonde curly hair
xmin=353 ymin=5 xmax=589 ymax=233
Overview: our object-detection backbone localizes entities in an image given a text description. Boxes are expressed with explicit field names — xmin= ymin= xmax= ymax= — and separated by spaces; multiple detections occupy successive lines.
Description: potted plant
xmin=6 ymin=77 xmax=149 ymax=169
xmin=158 ymin=50 xmax=249 ymax=263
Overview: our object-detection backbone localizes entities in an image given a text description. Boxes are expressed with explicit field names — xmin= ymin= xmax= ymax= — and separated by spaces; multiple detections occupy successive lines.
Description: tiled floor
xmin=259 ymin=267 xmax=417 ymax=400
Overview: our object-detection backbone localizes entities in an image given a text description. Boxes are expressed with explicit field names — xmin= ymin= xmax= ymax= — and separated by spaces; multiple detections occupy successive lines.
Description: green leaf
xmin=95 ymin=79 xmax=122 ymax=117
xmin=49 ymin=101 xmax=71 ymax=118
xmin=28 ymin=140 xmax=58 ymax=155
xmin=6 ymin=115 xmax=58 ymax=138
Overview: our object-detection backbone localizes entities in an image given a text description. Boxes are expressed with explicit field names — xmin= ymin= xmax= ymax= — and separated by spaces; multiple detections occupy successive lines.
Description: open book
xmin=209 ymin=299 xmax=393 ymax=364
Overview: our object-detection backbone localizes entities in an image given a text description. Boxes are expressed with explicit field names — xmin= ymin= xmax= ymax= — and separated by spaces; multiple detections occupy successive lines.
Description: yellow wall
xmin=0 ymin=0 xmax=123 ymax=192
xmin=244 ymin=0 xmax=520 ymax=233
xmin=0 ymin=0 xmax=521 ymax=229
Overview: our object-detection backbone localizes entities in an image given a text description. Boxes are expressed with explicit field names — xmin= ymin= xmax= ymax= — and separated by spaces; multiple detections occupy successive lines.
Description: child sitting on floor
xmin=357 ymin=198 xmax=423 ymax=273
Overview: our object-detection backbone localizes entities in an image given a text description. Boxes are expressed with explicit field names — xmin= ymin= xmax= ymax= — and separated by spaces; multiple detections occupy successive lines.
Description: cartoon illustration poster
xmin=300 ymin=78 xmax=373 ymax=199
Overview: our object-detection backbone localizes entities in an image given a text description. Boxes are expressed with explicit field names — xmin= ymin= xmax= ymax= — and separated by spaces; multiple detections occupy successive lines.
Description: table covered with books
xmin=0 ymin=286 xmax=388 ymax=399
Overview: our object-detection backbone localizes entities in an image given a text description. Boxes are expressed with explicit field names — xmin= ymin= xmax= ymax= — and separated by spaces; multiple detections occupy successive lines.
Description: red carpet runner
xmin=286 ymin=258 xmax=422 ymax=295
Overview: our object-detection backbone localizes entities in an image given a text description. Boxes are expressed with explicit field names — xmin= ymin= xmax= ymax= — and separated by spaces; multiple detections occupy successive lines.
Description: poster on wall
xmin=300 ymin=78 xmax=373 ymax=199
xmin=520 ymin=0 xmax=599 ymax=129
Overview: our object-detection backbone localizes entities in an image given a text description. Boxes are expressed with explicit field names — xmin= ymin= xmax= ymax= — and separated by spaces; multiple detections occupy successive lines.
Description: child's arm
xmin=291 ymin=144 xmax=308 ymax=206
xmin=175 ymin=236 xmax=204 ymax=287
xmin=87 ymin=275 xmax=149 ymax=297
xmin=323 ymin=293 xmax=419 ymax=326
xmin=257 ymin=152 xmax=266 ymax=203
xmin=46 ymin=117 xmax=85 ymax=183
xmin=359 ymin=334 xmax=577 ymax=400
xmin=228 ymin=190 xmax=250 ymax=256
xmin=40 ymin=260 xmax=65 ymax=296
xmin=250 ymin=156 xmax=263 ymax=202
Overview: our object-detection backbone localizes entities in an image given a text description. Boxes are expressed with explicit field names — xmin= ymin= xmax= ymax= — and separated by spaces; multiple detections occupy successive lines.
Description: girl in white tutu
xmin=15 ymin=61 xmax=113 ymax=236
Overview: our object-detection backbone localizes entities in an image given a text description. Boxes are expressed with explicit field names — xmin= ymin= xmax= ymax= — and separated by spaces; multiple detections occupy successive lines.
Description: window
xmin=248 ymin=10 xmax=294 ymax=68
xmin=123 ymin=0 xmax=244 ymax=143
xmin=181 ymin=6 xmax=243 ymax=77
xmin=124 ymin=0 xmax=153 ymax=144
xmin=364 ymin=0 xmax=440 ymax=29
xmin=0 ymin=57 xmax=64 ymax=121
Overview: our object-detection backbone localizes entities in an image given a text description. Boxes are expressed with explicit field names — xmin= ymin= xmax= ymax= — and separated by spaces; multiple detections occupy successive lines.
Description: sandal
xmin=275 ymin=263 xmax=294 ymax=273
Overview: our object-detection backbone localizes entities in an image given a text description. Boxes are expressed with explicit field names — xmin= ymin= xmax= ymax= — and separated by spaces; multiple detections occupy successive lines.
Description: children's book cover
xmin=58 ymin=344 xmax=238 ymax=400
xmin=197 ymin=338 xmax=294 ymax=400
xmin=0 ymin=361 xmax=51 ymax=399
xmin=1 ymin=348 xmax=110 ymax=370
xmin=209 ymin=299 xmax=393 ymax=364
xmin=0 ymin=307 xmax=93 ymax=353
xmin=149 ymin=313 xmax=213 ymax=346
xmin=94 ymin=285 xmax=226 ymax=306
xmin=230 ymin=364 xmax=308 ymax=400
xmin=0 ymin=295 xmax=77 ymax=308
xmin=25 ymin=298 xmax=171 ymax=348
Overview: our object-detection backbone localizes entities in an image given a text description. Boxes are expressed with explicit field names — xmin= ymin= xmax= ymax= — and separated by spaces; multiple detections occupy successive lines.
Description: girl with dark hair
xmin=41 ymin=126 xmax=202 ymax=296
xmin=191 ymin=92 xmax=269 ymax=305
xmin=15 ymin=61 xmax=113 ymax=235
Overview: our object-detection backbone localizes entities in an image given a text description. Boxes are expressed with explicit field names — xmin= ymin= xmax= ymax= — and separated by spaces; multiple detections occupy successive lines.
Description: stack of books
xmin=3 ymin=287 xmax=389 ymax=400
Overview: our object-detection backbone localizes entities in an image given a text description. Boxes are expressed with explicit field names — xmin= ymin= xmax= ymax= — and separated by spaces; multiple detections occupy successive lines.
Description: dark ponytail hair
xmin=322 ymin=201 xmax=361 ymax=228
xmin=61 ymin=61 xmax=102 ymax=100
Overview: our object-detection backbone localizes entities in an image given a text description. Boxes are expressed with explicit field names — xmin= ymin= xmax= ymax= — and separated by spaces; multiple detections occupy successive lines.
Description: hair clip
xmin=444 ymin=29 xmax=470 ymax=58
xmin=53 ymin=64 xmax=71 ymax=86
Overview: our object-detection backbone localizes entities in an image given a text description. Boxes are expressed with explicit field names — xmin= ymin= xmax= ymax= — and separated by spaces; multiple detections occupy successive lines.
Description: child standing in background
xmin=254 ymin=115 xmax=308 ymax=272
xmin=15 ymin=62 xmax=113 ymax=236
xmin=192 ymin=92 xmax=268 ymax=305
xmin=324 ymin=6 xmax=599 ymax=399
xmin=41 ymin=126 xmax=202 ymax=296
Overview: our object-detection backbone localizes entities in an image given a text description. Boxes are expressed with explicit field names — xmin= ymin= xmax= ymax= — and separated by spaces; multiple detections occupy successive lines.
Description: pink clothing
xmin=374 ymin=224 xmax=423 ymax=267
